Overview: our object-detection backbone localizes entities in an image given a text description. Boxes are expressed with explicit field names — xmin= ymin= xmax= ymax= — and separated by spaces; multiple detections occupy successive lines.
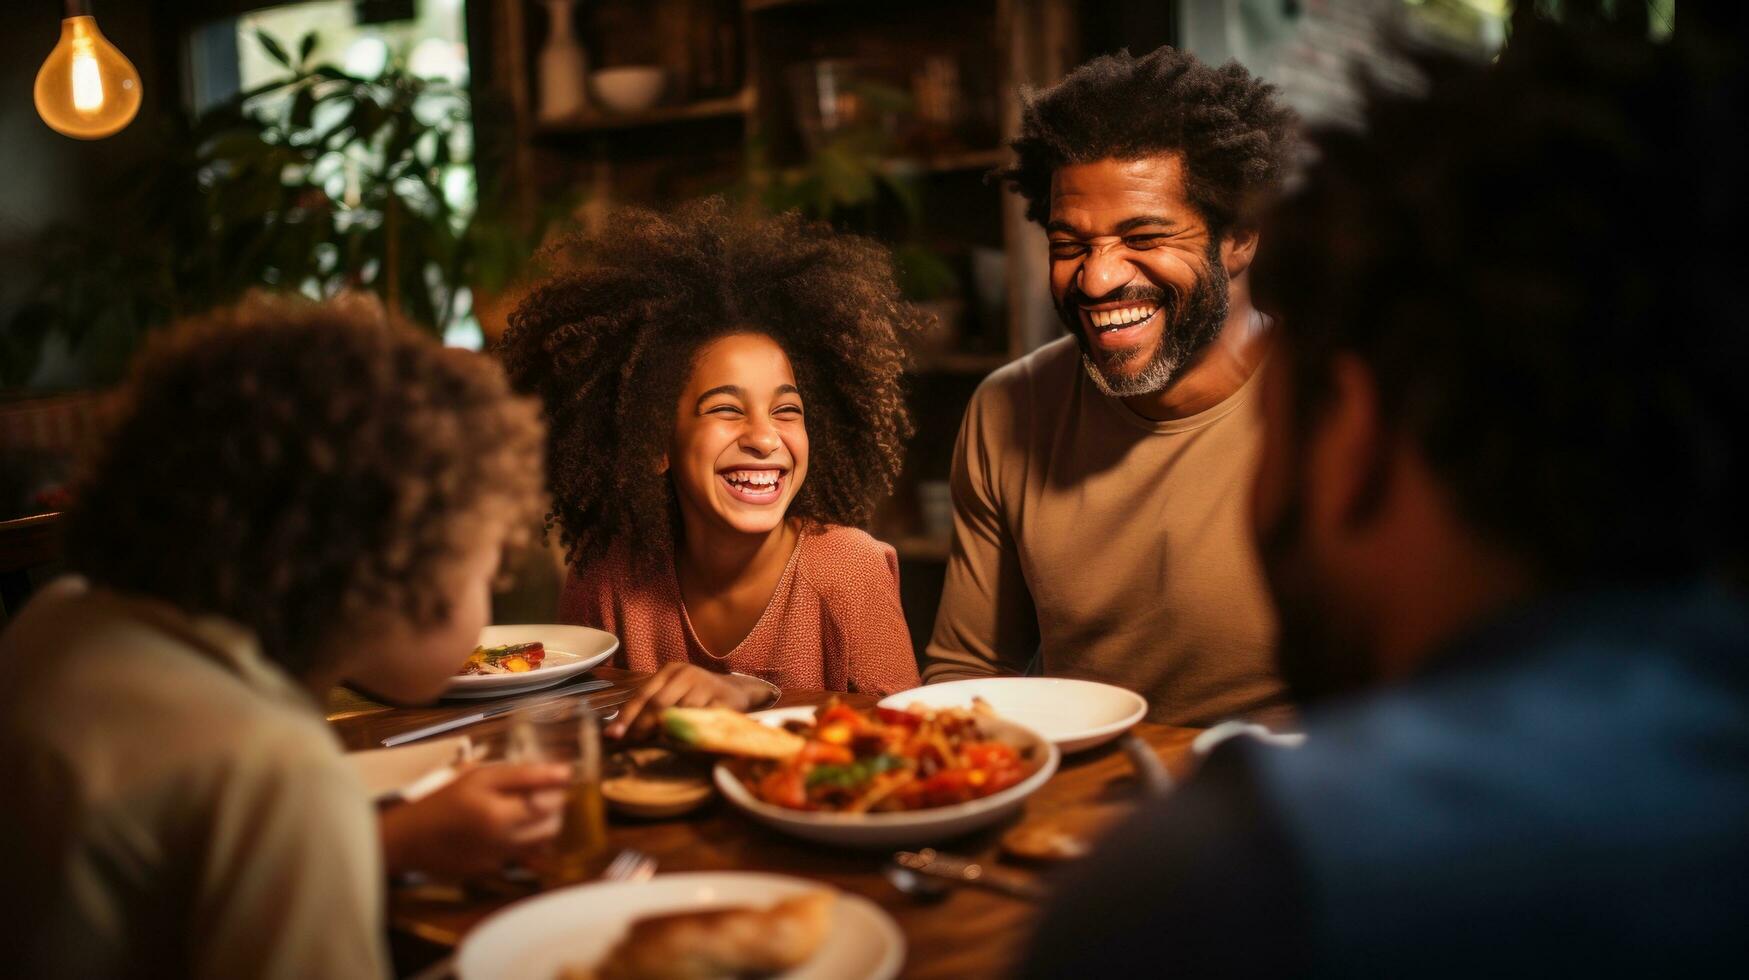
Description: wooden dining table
xmin=328 ymin=666 xmax=1204 ymax=980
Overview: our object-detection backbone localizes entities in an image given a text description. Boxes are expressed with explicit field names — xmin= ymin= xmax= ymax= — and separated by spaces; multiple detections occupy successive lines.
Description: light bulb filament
xmin=71 ymin=37 xmax=103 ymax=112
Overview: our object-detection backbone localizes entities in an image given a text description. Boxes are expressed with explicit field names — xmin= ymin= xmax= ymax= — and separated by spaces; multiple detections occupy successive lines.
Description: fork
xmin=405 ymin=849 xmax=659 ymax=980
xmin=600 ymin=847 xmax=658 ymax=883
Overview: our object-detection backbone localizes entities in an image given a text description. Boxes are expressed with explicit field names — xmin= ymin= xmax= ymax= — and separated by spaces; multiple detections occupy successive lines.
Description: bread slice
xmin=568 ymin=891 xmax=835 ymax=980
xmin=661 ymin=707 xmax=806 ymax=760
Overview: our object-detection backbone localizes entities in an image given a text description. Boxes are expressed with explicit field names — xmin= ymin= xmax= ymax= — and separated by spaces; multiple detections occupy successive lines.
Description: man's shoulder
xmin=975 ymin=336 xmax=1080 ymax=401
xmin=961 ymin=336 xmax=1080 ymax=440
xmin=1246 ymin=603 xmax=1749 ymax=966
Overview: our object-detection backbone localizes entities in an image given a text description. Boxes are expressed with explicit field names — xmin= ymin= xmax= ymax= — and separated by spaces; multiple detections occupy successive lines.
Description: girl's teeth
xmin=725 ymin=471 xmax=780 ymax=489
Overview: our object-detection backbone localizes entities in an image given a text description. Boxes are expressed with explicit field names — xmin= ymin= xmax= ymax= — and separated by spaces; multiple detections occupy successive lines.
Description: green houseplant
xmin=6 ymin=30 xmax=478 ymax=388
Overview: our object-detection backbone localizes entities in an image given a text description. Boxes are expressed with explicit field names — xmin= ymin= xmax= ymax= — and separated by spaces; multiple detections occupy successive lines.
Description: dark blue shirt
xmin=1022 ymin=585 xmax=1749 ymax=978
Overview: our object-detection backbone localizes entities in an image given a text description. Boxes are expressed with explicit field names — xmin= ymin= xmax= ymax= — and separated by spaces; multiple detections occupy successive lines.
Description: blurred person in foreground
xmin=0 ymin=296 xmax=567 ymax=979
xmin=1023 ymin=15 xmax=1747 ymax=979
xmin=924 ymin=45 xmax=1299 ymax=728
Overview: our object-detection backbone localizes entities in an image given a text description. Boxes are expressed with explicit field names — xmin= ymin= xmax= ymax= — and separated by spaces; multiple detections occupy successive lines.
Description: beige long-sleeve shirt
xmin=0 ymin=578 xmax=387 ymax=980
xmin=923 ymin=336 xmax=1289 ymax=727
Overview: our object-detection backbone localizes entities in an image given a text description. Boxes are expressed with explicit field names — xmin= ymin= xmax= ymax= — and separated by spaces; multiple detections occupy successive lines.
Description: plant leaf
xmin=257 ymin=30 xmax=292 ymax=69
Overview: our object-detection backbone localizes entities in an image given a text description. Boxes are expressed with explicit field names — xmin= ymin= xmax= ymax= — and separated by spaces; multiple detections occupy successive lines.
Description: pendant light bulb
xmin=34 ymin=6 xmax=142 ymax=140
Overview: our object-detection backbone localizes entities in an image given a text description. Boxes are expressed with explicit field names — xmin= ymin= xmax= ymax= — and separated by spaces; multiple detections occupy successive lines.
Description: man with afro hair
xmin=924 ymin=46 xmax=1298 ymax=728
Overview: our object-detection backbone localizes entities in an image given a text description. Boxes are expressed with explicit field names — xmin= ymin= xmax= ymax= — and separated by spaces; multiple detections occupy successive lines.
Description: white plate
xmin=346 ymin=736 xmax=471 ymax=801
xmin=714 ymin=706 xmax=1060 ymax=850
xmin=442 ymin=624 xmax=619 ymax=700
xmin=455 ymin=872 xmax=903 ymax=980
xmin=879 ymin=677 xmax=1147 ymax=754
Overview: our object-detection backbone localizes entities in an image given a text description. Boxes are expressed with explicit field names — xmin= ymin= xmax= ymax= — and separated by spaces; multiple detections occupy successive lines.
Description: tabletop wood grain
xmin=328 ymin=668 xmax=1202 ymax=980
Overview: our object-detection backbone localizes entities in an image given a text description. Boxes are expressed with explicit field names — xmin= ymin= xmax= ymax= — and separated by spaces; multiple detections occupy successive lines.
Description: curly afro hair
xmin=497 ymin=198 xmax=929 ymax=572
xmin=1000 ymin=46 xmax=1298 ymax=237
xmin=64 ymin=293 xmax=547 ymax=676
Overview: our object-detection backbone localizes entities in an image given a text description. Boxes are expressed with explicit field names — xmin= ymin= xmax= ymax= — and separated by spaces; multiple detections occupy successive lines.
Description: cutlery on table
xmin=887 ymin=848 xmax=1048 ymax=902
xmin=380 ymin=678 xmax=618 ymax=747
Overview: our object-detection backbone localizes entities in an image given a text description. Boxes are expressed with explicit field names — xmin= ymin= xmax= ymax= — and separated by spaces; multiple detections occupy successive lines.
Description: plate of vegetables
xmin=670 ymin=701 xmax=1058 ymax=849
xmin=443 ymin=625 xmax=619 ymax=699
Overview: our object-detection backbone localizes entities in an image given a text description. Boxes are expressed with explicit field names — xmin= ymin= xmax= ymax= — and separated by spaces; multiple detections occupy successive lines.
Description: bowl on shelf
xmin=590 ymin=66 xmax=666 ymax=114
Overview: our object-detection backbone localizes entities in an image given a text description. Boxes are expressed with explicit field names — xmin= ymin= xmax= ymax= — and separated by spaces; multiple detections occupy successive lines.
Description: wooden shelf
xmin=534 ymin=89 xmax=753 ymax=135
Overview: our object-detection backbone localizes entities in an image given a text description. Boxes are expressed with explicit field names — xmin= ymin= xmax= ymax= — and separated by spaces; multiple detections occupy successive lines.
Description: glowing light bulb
xmin=34 ymin=12 xmax=142 ymax=140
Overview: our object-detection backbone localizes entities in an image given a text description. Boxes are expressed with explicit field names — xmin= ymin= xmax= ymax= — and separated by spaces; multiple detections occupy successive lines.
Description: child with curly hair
xmin=0 ymin=295 xmax=562 ymax=977
xmin=500 ymin=199 xmax=929 ymax=736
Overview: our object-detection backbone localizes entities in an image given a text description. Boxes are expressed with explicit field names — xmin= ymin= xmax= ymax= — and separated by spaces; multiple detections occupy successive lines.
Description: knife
xmin=381 ymin=677 xmax=616 ymax=747
xmin=893 ymin=848 xmax=1050 ymax=901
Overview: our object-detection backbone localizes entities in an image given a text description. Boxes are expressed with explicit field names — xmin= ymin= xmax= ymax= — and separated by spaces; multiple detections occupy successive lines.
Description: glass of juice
xmin=506 ymin=699 xmax=609 ymax=886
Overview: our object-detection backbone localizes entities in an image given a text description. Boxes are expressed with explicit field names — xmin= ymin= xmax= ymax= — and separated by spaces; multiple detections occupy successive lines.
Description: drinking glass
xmin=507 ymin=699 xmax=609 ymax=885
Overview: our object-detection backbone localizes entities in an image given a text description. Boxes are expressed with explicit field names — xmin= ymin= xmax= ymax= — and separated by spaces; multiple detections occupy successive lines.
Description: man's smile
xmin=1079 ymin=302 xmax=1162 ymax=352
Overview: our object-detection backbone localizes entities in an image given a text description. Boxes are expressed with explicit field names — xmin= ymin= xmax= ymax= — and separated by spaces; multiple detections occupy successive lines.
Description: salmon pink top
xmin=559 ymin=524 xmax=921 ymax=696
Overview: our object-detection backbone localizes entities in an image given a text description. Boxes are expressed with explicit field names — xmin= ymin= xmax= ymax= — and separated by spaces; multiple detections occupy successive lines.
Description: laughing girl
xmin=499 ymin=200 xmax=928 ymax=735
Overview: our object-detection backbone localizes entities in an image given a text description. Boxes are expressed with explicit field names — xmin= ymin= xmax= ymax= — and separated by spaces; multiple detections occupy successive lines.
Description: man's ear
xmin=1307 ymin=354 xmax=1389 ymax=533
xmin=1222 ymin=226 xmax=1260 ymax=278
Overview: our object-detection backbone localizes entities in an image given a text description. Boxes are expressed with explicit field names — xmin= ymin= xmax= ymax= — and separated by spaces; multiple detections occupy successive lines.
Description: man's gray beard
xmin=1069 ymin=265 xmax=1231 ymax=399
xmin=1080 ymin=344 xmax=1188 ymax=398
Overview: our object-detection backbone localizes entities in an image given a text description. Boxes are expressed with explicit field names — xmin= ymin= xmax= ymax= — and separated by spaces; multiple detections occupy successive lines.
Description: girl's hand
xmin=607 ymin=663 xmax=772 ymax=740
xmin=378 ymin=762 xmax=572 ymax=877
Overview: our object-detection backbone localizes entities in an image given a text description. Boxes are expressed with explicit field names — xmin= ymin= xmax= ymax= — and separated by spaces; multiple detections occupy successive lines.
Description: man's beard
xmin=1058 ymin=252 xmax=1230 ymax=399
xmin=1253 ymin=449 xmax=1376 ymax=706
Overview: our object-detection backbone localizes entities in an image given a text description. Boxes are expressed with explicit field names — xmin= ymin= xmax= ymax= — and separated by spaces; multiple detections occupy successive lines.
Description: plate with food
xmin=878 ymin=677 xmax=1148 ymax=754
xmin=444 ymin=624 xmax=620 ymax=699
xmin=668 ymin=701 xmax=1059 ymax=849
xmin=455 ymin=872 xmax=902 ymax=980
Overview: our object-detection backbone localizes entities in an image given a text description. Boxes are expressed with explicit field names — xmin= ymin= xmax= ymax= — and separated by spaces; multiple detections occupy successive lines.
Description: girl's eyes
xmin=703 ymin=404 xmax=804 ymax=418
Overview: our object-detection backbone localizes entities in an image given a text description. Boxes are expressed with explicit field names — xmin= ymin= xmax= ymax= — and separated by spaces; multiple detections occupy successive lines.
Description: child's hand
xmin=607 ymin=663 xmax=772 ymax=740
xmin=378 ymin=762 xmax=572 ymax=877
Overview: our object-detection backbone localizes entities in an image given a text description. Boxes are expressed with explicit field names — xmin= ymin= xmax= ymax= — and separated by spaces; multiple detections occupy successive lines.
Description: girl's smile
xmin=718 ymin=464 xmax=787 ymax=506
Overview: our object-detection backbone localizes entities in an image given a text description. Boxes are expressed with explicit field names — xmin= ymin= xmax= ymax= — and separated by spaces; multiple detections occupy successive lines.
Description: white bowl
xmin=878 ymin=677 xmax=1148 ymax=754
xmin=590 ymin=66 xmax=666 ymax=113
xmin=442 ymin=624 xmax=618 ymax=699
xmin=714 ymin=706 xmax=1059 ymax=850
xmin=456 ymin=872 xmax=903 ymax=980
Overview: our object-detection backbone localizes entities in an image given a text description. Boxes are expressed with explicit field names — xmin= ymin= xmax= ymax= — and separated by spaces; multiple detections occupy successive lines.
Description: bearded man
xmin=923 ymin=46 xmax=1298 ymax=727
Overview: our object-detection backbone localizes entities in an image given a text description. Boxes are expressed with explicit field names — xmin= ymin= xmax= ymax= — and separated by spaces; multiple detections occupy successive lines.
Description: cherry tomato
xmin=874 ymin=707 xmax=923 ymax=727
xmin=758 ymin=769 xmax=808 ymax=809
xmin=798 ymin=741 xmax=854 ymax=766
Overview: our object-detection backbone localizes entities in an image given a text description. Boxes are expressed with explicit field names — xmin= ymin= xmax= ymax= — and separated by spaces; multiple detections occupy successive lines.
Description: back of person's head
xmin=64 ymin=293 xmax=546 ymax=676
xmin=1000 ymin=44 xmax=1298 ymax=238
xmin=1255 ymin=18 xmax=1746 ymax=583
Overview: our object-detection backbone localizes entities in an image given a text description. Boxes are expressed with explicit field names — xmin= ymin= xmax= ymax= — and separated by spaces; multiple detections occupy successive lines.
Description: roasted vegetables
xmin=458 ymin=641 xmax=546 ymax=675
xmin=736 ymin=699 xmax=1029 ymax=813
